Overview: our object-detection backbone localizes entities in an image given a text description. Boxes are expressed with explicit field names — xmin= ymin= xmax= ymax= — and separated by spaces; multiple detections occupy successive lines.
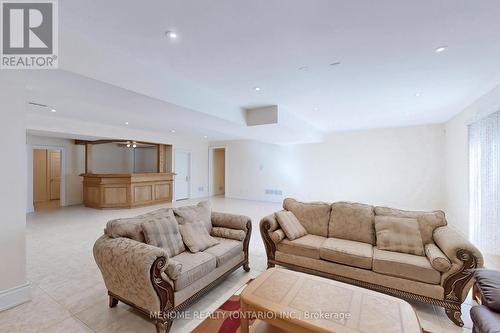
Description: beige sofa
xmin=93 ymin=206 xmax=251 ymax=333
xmin=260 ymin=198 xmax=483 ymax=327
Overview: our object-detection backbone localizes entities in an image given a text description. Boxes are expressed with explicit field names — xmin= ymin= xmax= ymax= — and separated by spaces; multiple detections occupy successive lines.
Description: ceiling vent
xmin=245 ymin=105 xmax=278 ymax=126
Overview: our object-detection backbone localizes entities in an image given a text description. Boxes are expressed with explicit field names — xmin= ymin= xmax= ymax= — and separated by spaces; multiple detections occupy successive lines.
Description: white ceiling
xmin=30 ymin=1 xmax=500 ymax=142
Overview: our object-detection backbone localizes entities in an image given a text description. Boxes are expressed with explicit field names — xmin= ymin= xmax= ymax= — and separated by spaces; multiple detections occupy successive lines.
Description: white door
xmin=174 ymin=150 xmax=190 ymax=200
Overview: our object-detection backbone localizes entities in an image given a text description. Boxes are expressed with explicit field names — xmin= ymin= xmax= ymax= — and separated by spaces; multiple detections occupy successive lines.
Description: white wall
xmin=0 ymin=78 xmax=30 ymax=311
xmin=445 ymin=83 xmax=500 ymax=238
xmin=27 ymin=114 xmax=209 ymax=199
xmin=214 ymin=124 xmax=446 ymax=210
xmin=26 ymin=135 xmax=85 ymax=212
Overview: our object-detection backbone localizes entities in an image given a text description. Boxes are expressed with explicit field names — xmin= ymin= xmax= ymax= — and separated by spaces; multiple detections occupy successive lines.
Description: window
xmin=469 ymin=110 xmax=500 ymax=253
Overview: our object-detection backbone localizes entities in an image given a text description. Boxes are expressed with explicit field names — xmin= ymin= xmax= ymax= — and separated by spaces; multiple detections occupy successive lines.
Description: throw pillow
xmin=375 ymin=216 xmax=425 ymax=256
xmin=179 ymin=222 xmax=219 ymax=253
xmin=425 ymin=243 xmax=451 ymax=272
xmin=210 ymin=227 xmax=246 ymax=241
xmin=141 ymin=210 xmax=185 ymax=257
xmin=165 ymin=259 xmax=183 ymax=280
xmin=275 ymin=210 xmax=307 ymax=240
xmin=173 ymin=201 xmax=212 ymax=232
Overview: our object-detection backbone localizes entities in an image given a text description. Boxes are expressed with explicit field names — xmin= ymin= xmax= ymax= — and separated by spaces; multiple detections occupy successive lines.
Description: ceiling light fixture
xmin=435 ymin=46 xmax=447 ymax=53
xmin=203 ymin=135 xmax=208 ymax=139
xmin=132 ymin=142 xmax=137 ymax=148
xmin=124 ymin=121 xmax=129 ymax=125
xmin=165 ymin=31 xmax=177 ymax=39
xmin=415 ymin=92 xmax=421 ymax=97
xmin=329 ymin=61 xmax=341 ymax=66
xmin=51 ymin=109 xmax=57 ymax=113
xmin=254 ymin=87 xmax=261 ymax=91
xmin=171 ymin=129 xmax=176 ymax=133
xmin=298 ymin=66 xmax=308 ymax=71
xmin=126 ymin=141 xmax=131 ymax=148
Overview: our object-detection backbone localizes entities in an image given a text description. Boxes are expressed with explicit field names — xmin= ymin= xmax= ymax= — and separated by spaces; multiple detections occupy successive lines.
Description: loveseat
xmin=93 ymin=202 xmax=251 ymax=333
xmin=260 ymin=198 xmax=483 ymax=326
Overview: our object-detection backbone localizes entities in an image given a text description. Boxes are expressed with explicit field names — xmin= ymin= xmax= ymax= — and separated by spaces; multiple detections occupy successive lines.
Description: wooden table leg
xmin=240 ymin=301 xmax=250 ymax=333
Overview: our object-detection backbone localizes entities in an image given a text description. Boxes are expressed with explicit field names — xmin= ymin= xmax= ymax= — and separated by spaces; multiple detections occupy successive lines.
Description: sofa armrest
xmin=433 ymin=226 xmax=484 ymax=303
xmin=260 ymin=213 xmax=282 ymax=268
xmin=211 ymin=212 xmax=252 ymax=271
xmin=211 ymin=212 xmax=250 ymax=231
xmin=93 ymin=235 xmax=174 ymax=313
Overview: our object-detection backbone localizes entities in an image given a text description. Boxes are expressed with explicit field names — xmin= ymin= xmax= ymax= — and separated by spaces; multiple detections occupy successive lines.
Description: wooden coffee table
xmin=240 ymin=268 xmax=422 ymax=333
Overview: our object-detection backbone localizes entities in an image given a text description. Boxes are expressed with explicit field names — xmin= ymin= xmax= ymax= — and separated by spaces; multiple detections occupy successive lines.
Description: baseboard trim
xmin=0 ymin=282 xmax=31 ymax=312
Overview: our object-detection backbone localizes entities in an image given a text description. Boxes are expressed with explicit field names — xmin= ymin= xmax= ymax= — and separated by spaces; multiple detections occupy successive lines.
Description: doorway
xmin=33 ymin=149 xmax=61 ymax=211
xmin=209 ymin=146 xmax=227 ymax=197
xmin=174 ymin=150 xmax=191 ymax=201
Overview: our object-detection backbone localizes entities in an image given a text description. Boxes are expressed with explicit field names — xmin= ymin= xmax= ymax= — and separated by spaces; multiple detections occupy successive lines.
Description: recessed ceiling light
xmin=435 ymin=46 xmax=447 ymax=53
xmin=329 ymin=61 xmax=341 ymax=66
xmin=124 ymin=121 xmax=129 ymax=125
xmin=171 ymin=129 xmax=176 ymax=133
xmin=254 ymin=87 xmax=261 ymax=91
xmin=415 ymin=92 xmax=421 ymax=97
xmin=298 ymin=66 xmax=308 ymax=71
xmin=203 ymin=135 xmax=208 ymax=139
xmin=51 ymin=109 xmax=57 ymax=113
xmin=165 ymin=31 xmax=177 ymax=39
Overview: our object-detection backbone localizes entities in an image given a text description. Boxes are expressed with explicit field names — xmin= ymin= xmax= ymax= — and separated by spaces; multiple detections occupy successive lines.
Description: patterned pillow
xmin=173 ymin=201 xmax=212 ymax=232
xmin=375 ymin=216 xmax=424 ymax=256
xmin=179 ymin=222 xmax=219 ymax=253
xmin=275 ymin=210 xmax=308 ymax=240
xmin=141 ymin=211 xmax=185 ymax=257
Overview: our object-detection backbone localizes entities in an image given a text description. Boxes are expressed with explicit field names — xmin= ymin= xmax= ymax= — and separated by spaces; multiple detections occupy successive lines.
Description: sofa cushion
xmin=320 ymin=238 xmax=373 ymax=269
xmin=277 ymin=234 xmax=326 ymax=259
xmin=171 ymin=251 xmax=217 ymax=291
xmin=275 ymin=210 xmax=308 ymax=240
xmin=474 ymin=269 xmax=500 ymax=313
xmin=372 ymin=248 xmax=441 ymax=284
xmin=375 ymin=216 xmax=425 ymax=256
xmin=105 ymin=217 xmax=146 ymax=242
xmin=283 ymin=198 xmax=331 ymax=237
xmin=141 ymin=211 xmax=186 ymax=257
xmin=374 ymin=206 xmax=446 ymax=245
xmin=329 ymin=202 xmax=375 ymax=245
xmin=425 ymin=243 xmax=451 ymax=272
xmin=174 ymin=201 xmax=212 ymax=232
xmin=179 ymin=222 xmax=219 ymax=253
xmin=204 ymin=237 xmax=243 ymax=267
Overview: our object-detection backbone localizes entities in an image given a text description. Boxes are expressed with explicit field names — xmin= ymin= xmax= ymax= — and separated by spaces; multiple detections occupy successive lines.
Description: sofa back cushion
xmin=283 ymin=198 xmax=331 ymax=237
xmin=105 ymin=217 xmax=146 ymax=242
xmin=375 ymin=216 xmax=425 ymax=256
xmin=173 ymin=201 xmax=212 ymax=232
xmin=374 ymin=206 xmax=446 ymax=245
xmin=329 ymin=202 xmax=375 ymax=245
xmin=141 ymin=210 xmax=186 ymax=257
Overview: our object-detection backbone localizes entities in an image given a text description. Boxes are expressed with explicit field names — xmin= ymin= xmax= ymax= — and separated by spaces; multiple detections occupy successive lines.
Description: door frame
xmin=173 ymin=149 xmax=191 ymax=201
xmin=208 ymin=145 xmax=228 ymax=197
xmin=28 ymin=145 xmax=66 ymax=212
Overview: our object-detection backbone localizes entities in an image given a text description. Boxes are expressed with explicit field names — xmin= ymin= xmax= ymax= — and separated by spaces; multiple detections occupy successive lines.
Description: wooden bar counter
xmin=82 ymin=173 xmax=174 ymax=209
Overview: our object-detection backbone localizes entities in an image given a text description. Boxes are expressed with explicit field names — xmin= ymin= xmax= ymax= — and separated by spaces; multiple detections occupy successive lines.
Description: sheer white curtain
xmin=469 ymin=110 xmax=500 ymax=253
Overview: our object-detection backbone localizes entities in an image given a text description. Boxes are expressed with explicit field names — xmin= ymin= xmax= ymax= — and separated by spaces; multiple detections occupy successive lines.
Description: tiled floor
xmin=0 ymin=197 xmax=495 ymax=332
